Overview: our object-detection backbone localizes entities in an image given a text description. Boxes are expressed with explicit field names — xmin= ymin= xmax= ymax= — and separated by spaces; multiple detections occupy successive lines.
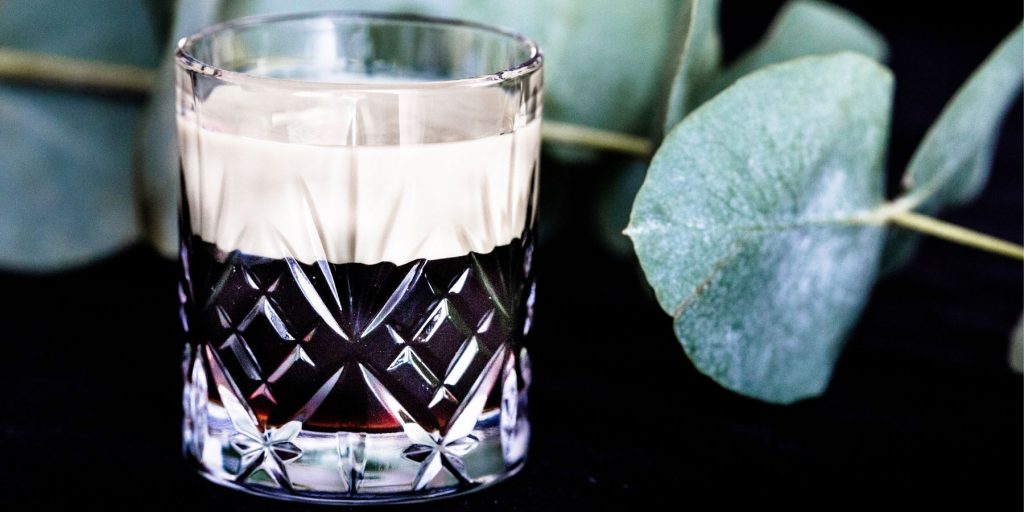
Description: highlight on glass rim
xmin=0 ymin=0 xmax=1020 ymax=508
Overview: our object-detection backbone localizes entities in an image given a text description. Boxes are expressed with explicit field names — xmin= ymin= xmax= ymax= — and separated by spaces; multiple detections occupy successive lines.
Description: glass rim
xmin=175 ymin=10 xmax=544 ymax=90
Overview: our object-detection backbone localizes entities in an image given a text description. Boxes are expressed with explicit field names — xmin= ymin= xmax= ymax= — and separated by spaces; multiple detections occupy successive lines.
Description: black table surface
xmin=2 ymin=3 xmax=1022 ymax=510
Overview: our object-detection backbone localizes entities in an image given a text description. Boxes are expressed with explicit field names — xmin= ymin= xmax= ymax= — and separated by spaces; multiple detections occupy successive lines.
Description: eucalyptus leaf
xmin=900 ymin=24 xmax=1023 ymax=209
xmin=697 ymin=0 xmax=887 ymax=105
xmin=459 ymin=0 xmax=681 ymax=136
xmin=0 ymin=0 xmax=161 ymax=271
xmin=462 ymin=0 xmax=680 ymax=162
xmin=627 ymin=54 xmax=893 ymax=403
xmin=661 ymin=0 xmax=721 ymax=135
xmin=570 ymin=0 xmax=710 ymax=255
xmin=882 ymin=25 xmax=1023 ymax=271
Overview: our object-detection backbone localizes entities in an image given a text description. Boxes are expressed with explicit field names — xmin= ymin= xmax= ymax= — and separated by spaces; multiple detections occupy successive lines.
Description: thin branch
xmin=888 ymin=210 xmax=1024 ymax=260
xmin=0 ymin=47 xmax=154 ymax=94
xmin=542 ymin=120 xmax=653 ymax=157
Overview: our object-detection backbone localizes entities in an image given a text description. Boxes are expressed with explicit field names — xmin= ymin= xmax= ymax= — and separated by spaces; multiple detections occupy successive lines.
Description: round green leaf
xmin=661 ymin=0 xmax=721 ymax=136
xmin=627 ymin=53 xmax=893 ymax=403
xmin=901 ymin=24 xmax=1023 ymax=209
xmin=883 ymin=24 xmax=1023 ymax=272
xmin=696 ymin=0 xmax=887 ymax=106
xmin=458 ymin=0 xmax=680 ymax=136
xmin=0 ymin=0 xmax=161 ymax=271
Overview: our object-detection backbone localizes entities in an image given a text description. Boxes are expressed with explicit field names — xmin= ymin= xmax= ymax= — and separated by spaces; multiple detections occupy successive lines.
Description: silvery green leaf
xmin=137 ymin=0 xmax=223 ymax=258
xmin=0 ymin=0 xmax=161 ymax=270
xmin=661 ymin=0 xmax=721 ymax=135
xmin=458 ymin=0 xmax=681 ymax=136
xmin=627 ymin=54 xmax=893 ymax=403
xmin=698 ymin=0 xmax=887 ymax=105
xmin=900 ymin=24 xmax=1023 ymax=208
xmin=883 ymin=25 xmax=1023 ymax=271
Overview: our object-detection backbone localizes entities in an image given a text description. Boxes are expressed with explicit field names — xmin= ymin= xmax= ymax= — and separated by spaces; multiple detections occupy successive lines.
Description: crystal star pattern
xmin=230 ymin=420 xmax=304 ymax=489
xmin=402 ymin=434 xmax=480 ymax=491
xmin=370 ymin=344 xmax=508 ymax=490
xmin=201 ymin=345 xmax=304 ymax=489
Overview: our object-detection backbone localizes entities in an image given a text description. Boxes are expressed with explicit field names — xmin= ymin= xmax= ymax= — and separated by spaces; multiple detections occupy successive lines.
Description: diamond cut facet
xmin=184 ymin=231 xmax=534 ymax=498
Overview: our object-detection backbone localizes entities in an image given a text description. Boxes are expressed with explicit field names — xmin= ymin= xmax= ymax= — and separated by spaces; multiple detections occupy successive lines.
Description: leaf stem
xmin=0 ymin=47 xmax=155 ymax=94
xmin=542 ymin=120 xmax=653 ymax=157
xmin=887 ymin=210 xmax=1024 ymax=260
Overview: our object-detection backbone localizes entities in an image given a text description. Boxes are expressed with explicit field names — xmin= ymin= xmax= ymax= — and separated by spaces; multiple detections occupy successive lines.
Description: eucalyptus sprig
xmin=628 ymin=24 xmax=1023 ymax=403
xmin=593 ymin=14 xmax=1022 ymax=401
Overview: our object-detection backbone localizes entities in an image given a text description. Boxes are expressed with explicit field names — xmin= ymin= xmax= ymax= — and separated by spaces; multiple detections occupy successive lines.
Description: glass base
xmin=192 ymin=443 xmax=525 ymax=505
xmin=183 ymin=345 xmax=530 ymax=504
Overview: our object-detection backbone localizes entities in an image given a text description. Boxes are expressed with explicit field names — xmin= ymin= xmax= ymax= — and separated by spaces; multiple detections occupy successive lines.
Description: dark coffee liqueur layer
xmin=180 ymin=232 xmax=534 ymax=433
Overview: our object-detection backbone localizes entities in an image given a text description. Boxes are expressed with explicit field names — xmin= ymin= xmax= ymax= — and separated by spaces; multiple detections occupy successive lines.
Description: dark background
xmin=2 ymin=2 xmax=1021 ymax=509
